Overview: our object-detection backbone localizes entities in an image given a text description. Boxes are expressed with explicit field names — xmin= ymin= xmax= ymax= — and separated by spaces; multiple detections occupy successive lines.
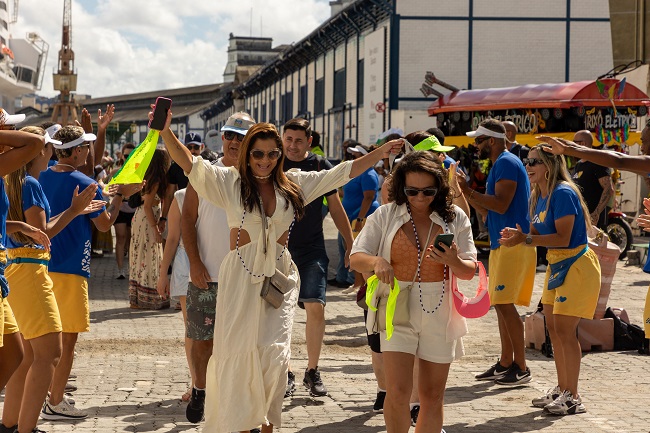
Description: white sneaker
xmin=532 ymin=385 xmax=560 ymax=408
xmin=47 ymin=391 xmax=76 ymax=406
xmin=536 ymin=264 xmax=548 ymax=272
xmin=41 ymin=397 xmax=87 ymax=420
xmin=341 ymin=285 xmax=358 ymax=294
xmin=544 ymin=390 xmax=586 ymax=415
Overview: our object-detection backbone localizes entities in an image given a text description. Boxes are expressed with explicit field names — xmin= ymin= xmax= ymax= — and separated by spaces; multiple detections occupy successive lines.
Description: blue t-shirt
xmin=486 ymin=151 xmax=531 ymax=249
xmin=532 ymin=184 xmax=587 ymax=250
xmin=342 ymin=167 xmax=379 ymax=220
xmin=442 ymin=155 xmax=456 ymax=169
xmin=6 ymin=175 xmax=51 ymax=249
xmin=0 ymin=179 xmax=9 ymax=298
xmin=39 ymin=168 xmax=105 ymax=277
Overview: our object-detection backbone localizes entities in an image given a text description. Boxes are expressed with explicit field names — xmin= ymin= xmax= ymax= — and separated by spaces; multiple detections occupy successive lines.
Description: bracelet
xmin=159 ymin=217 xmax=167 ymax=221
xmin=469 ymin=190 xmax=475 ymax=200
xmin=356 ymin=218 xmax=366 ymax=222
xmin=115 ymin=192 xmax=124 ymax=198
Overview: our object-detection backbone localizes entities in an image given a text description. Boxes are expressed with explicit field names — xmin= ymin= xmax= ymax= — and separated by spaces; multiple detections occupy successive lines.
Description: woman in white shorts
xmin=157 ymin=188 xmax=194 ymax=401
xmin=351 ymin=151 xmax=477 ymax=433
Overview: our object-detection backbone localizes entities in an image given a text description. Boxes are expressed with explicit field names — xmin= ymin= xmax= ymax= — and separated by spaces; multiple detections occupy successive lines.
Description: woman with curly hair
xmin=350 ymin=151 xmax=477 ymax=433
xmin=128 ymin=148 xmax=170 ymax=309
xmin=155 ymin=105 xmax=403 ymax=432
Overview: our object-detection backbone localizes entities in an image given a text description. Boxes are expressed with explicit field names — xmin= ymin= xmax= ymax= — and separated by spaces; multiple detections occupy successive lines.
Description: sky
xmin=12 ymin=0 xmax=331 ymax=99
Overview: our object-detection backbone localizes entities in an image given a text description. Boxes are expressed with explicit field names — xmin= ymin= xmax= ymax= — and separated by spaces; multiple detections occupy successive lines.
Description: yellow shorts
xmin=1 ymin=297 xmax=20 ymax=347
xmin=6 ymin=248 xmax=62 ymax=340
xmin=541 ymin=246 xmax=601 ymax=319
xmin=488 ymin=244 xmax=536 ymax=307
xmin=49 ymin=272 xmax=89 ymax=333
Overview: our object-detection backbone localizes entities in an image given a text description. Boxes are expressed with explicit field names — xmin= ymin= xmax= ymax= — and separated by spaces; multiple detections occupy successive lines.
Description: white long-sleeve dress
xmin=187 ymin=156 xmax=353 ymax=432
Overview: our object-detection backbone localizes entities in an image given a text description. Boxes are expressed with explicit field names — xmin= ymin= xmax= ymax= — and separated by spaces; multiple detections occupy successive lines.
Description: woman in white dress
xmin=155 ymin=109 xmax=404 ymax=433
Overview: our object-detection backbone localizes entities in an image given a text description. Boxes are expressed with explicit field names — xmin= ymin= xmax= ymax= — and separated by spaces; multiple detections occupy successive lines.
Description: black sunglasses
xmin=224 ymin=131 xmax=246 ymax=142
xmin=186 ymin=144 xmax=202 ymax=151
xmin=474 ymin=136 xmax=490 ymax=145
xmin=250 ymin=149 xmax=282 ymax=160
xmin=404 ymin=187 xmax=438 ymax=197
xmin=523 ymin=158 xmax=544 ymax=167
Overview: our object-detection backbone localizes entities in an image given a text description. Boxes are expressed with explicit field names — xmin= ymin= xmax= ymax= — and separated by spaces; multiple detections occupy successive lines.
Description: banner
xmin=109 ymin=129 xmax=159 ymax=184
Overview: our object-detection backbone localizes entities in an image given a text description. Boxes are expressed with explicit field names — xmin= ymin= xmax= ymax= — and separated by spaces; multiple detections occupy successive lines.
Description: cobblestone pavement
xmin=2 ymin=220 xmax=649 ymax=432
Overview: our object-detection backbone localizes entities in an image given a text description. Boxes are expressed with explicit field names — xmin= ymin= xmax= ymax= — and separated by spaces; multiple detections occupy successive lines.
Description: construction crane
xmin=51 ymin=0 xmax=78 ymax=125
xmin=9 ymin=0 xmax=18 ymax=24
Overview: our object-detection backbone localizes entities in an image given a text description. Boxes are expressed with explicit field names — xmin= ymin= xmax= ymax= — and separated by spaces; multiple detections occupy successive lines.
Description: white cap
xmin=45 ymin=124 xmax=62 ymax=138
xmin=52 ymin=132 xmax=97 ymax=149
xmin=347 ymin=145 xmax=369 ymax=155
xmin=466 ymin=125 xmax=506 ymax=139
xmin=43 ymin=132 xmax=61 ymax=146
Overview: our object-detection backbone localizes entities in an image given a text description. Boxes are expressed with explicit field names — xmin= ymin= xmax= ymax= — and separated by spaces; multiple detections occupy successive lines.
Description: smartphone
xmin=149 ymin=97 xmax=172 ymax=130
xmin=434 ymin=233 xmax=454 ymax=251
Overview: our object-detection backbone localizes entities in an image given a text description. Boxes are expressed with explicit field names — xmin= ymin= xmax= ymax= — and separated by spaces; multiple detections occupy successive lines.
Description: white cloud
xmin=13 ymin=0 xmax=330 ymax=98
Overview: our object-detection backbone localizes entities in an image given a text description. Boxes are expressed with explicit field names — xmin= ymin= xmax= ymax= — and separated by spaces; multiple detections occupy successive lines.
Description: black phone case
xmin=149 ymin=99 xmax=171 ymax=130
xmin=434 ymin=234 xmax=454 ymax=251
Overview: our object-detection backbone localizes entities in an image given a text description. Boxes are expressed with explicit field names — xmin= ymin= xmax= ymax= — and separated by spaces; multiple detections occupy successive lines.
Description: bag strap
xmin=259 ymin=196 xmax=268 ymax=255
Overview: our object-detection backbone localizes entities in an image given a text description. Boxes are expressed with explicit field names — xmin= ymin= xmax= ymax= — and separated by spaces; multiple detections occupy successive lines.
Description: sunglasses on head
xmin=404 ymin=187 xmax=438 ymax=197
xmin=224 ymin=131 xmax=246 ymax=142
xmin=523 ymin=158 xmax=544 ymax=167
xmin=250 ymin=148 xmax=282 ymax=160
xmin=186 ymin=144 xmax=202 ymax=151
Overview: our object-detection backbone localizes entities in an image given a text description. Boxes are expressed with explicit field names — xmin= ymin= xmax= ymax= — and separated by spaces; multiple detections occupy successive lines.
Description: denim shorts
xmin=186 ymin=282 xmax=217 ymax=341
xmin=296 ymin=255 xmax=328 ymax=309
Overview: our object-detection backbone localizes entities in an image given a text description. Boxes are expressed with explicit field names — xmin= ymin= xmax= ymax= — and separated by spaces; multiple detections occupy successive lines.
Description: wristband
xmin=115 ymin=192 xmax=124 ymax=198
xmin=159 ymin=217 xmax=167 ymax=222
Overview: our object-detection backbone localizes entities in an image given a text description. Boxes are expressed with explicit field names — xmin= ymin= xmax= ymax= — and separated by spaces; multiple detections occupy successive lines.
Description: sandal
xmin=181 ymin=388 xmax=192 ymax=402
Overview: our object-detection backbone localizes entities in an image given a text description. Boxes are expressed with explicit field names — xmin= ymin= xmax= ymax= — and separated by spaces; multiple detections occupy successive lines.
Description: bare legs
xmin=49 ymin=332 xmax=77 ymax=405
xmin=494 ymin=303 xmax=526 ymax=369
xmin=543 ymin=304 xmax=582 ymax=395
xmin=114 ymin=222 xmax=131 ymax=271
xmin=304 ymin=303 xmax=325 ymax=370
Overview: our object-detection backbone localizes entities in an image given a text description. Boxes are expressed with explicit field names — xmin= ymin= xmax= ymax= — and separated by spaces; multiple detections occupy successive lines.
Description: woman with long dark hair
xmin=500 ymin=145 xmax=600 ymax=415
xmin=128 ymin=148 xmax=171 ymax=309
xmin=350 ymin=151 xmax=477 ymax=433
xmin=155 ymin=107 xmax=403 ymax=432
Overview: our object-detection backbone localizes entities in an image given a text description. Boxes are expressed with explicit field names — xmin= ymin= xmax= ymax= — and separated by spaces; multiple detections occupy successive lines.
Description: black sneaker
xmin=303 ymin=367 xmax=328 ymax=397
xmin=373 ymin=390 xmax=386 ymax=413
xmin=327 ymin=278 xmax=350 ymax=288
xmin=410 ymin=405 xmax=420 ymax=427
xmin=250 ymin=429 xmax=261 ymax=433
xmin=284 ymin=371 xmax=296 ymax=398
xmin=640 ymin=338 xmax=650 ymax=355
xmin=0 ymin=424 xmax=17 ymax=433
xmin=186 ymin=387 xmax=205 ymax=423
xmin=494 ymin=362 xmax=532 ymax=386
xmin=474 ymin=361 xmax=511 ymax=381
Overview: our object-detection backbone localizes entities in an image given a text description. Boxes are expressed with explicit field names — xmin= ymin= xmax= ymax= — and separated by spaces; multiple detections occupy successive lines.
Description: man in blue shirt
xmin=459 ymin=119 xmax=536 ymax=386
xmin=39 ymin=126 xmax=141 ymax=420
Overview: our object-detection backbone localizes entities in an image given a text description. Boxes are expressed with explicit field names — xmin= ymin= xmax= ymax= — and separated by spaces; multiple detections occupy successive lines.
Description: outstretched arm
xmin=349 ymin=139 xmax=404 ymax=179
xmin=538 ymin=135 xmax=650 ymax=173
xmin=0 ymin=131 xmax=44 ymax=177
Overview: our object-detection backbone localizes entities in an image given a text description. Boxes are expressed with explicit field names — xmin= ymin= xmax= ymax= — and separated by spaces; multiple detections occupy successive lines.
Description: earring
xmin=544 ymin=171 xmax=549 ymax=180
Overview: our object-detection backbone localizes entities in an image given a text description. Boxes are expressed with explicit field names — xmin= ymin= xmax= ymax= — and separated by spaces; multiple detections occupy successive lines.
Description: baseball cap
xmin=0 ymin=108 xmax=25 ymax=126
xmin=184 ymin=132 xmax=202 ymax=146
xmin=347 ymin=145 xmax=369 ymax=155
xmin=413 ymin=136 xmax=454 ymax=152
xmin=221 ymin=112 xmax=255 ymax=134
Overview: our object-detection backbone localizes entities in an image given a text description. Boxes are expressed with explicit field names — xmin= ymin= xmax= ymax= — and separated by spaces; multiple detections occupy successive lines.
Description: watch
xmin=525 ymin=234 xmax=533 ymax=245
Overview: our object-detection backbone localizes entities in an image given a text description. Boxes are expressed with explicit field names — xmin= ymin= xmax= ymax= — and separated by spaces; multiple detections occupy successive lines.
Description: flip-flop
xmin=181 ymin=388 xmax=192 ymax=402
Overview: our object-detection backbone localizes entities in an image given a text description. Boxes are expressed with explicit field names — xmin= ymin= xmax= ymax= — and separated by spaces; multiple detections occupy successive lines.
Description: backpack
xmin=604 ymin=307 xmax=645 ymax=351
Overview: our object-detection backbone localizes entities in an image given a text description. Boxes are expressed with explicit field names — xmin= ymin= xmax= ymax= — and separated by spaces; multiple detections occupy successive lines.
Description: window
xmin=280 ymin=92 xmax=293 ymax=123
xmin=333 ymin=68 xmax=346 ymax=108
xmin=0 ymin=2 xmax=6 ymax=11
xmin=261 ymin=103 xmax=267 ymax=122
xmin=1 ymin=19 xmax=7 ymax=30
xmin=298 ymin=85 xmax=307 ymax=115
xmin=314 ymin=78 xmax=325 ymax=116
xmin=270 ymin=98 xmax=276 ymax=123
xmin=357 ymin=59 xmax=364 ymax=106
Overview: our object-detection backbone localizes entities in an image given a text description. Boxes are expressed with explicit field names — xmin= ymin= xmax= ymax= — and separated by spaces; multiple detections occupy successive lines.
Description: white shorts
xmin=170 ymin=246 xmax=190 ymax=298
xmin=380 ymin=280 xmax=464 ymax=364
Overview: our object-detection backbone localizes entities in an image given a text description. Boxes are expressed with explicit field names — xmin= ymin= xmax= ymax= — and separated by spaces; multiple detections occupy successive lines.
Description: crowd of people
xmin=0 ymin=102 xmax=648 ymax=433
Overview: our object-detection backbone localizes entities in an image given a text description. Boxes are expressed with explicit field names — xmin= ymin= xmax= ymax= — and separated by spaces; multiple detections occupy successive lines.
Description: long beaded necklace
xmin=407 ymin=204 xmax=448 ymax=314
xmin=235 ymin=201 xmax=296 ymax=279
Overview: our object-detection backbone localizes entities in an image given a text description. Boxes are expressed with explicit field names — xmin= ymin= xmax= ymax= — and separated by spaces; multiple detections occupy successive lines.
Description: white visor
xmin=466 ymin=125 xmax=506 ymax=139
xmin=44 ymin=132 xmax=62 ymax=145
xmin=52 ymin=132 xmax=97 ymax=149
xmin=45 ymin=124 xmax=62 ymax=138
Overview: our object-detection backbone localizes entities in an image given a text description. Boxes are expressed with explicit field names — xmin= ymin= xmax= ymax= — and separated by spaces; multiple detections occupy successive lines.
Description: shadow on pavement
xmin=445 ymin=409 xmax=557 ymax=432
xmin=90 ymin=306 xmax=179 ymax=324
xmin=444 ymin=381 xmax=522 ymax=404
xmin=296 ymin=412 xmax=385 ymax=433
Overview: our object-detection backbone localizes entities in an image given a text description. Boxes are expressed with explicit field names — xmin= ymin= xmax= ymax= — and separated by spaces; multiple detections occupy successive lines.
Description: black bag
xmin=536 ymin=300 xmax=553 ymax=358
xmin=604 ymin=307 xmax=645 ymax=351
xmin=127 ymin=192 xmax=143 ymax=208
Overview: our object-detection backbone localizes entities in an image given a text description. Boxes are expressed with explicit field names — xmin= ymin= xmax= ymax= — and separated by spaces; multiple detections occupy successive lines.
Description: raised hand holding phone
xmin=149 ymin=97 xmax=172 ymax=130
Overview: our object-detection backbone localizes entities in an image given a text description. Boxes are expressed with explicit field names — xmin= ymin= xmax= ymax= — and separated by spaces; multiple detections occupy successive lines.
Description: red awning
xmin=428 ymin=79 xmax=650 ymax=115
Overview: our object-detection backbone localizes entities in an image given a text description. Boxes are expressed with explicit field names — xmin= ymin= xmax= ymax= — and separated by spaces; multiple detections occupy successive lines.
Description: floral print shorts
xmin=186 ymin=282 xmax=217 ymax=341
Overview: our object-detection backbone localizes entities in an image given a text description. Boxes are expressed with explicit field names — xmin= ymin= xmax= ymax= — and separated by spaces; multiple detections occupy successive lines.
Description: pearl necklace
xmin=253 ymin=174 xmax=272 ymax=180
xmin=407 ymin=204 xmax=447 ymax=314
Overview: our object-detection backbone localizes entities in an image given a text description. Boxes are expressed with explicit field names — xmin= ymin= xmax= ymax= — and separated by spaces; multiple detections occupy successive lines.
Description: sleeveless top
xmin=391 ymin=228 xmax=444 ymax=282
